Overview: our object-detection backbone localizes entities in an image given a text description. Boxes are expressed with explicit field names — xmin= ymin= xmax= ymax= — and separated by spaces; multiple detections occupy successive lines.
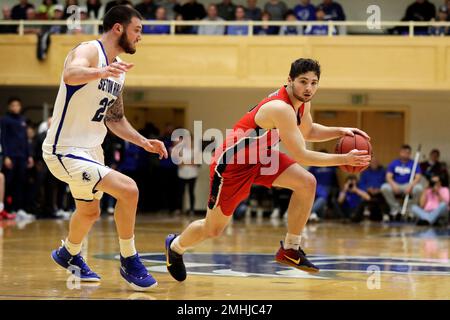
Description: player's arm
xmin=104 ymin=93 xmax=168 ymax=159
xmin=63 ymin=43 xmax=133 ymax=86
xmin=262 ymin=101 xmax=371 ymax=167
xmin=300 ymin=103 xmax=370 ymax=142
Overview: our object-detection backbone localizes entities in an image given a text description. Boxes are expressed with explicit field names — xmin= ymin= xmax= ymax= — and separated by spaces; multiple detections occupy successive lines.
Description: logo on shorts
xmin=82 ymin=171 xmax=91 ymax=182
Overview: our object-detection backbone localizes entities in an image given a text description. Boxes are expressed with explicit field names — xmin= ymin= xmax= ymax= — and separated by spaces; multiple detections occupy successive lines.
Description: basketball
xmin=335 ymin=133 xmax=372 ymax=173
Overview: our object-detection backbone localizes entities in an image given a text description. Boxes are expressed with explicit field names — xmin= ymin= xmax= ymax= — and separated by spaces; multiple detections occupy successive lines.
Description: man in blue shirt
xmin=381 ymin=144 xmax=423 ymax=218
xmin=293 ymin=0 xmax=316 ymax=22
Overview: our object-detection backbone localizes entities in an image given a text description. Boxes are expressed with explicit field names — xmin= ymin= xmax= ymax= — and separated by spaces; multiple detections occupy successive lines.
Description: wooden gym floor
xmin=0 ymin=214 xmax=449 ymax=300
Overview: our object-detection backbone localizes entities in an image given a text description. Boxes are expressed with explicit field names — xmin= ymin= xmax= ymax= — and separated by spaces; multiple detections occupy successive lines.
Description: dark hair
xmin=289 ymin=58 xmax=321 ymax=80
xmin=7 ymin=96 xmax=22 ymax=105
xmin=103 ymin=5 xmax=143 ymax=32
xmin=430 ymin=148 xmax=440 ymax=156
xmin=401 ymin=144 xmax=411 ymax=151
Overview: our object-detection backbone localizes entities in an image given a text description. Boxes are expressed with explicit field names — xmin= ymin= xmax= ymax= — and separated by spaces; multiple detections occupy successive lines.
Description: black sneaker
xmin=165 ymin=234 xmax=187 ymax=282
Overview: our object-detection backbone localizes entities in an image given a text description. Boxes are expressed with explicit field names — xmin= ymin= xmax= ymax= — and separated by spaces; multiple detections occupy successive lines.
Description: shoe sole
xmin=275 ymin=258 xmax=320 ymax=274
xmin=51 ymin=251 xmax=101 ymax=282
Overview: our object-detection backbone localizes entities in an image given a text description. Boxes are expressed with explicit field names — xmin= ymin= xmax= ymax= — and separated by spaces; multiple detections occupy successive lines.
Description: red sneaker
xmin=275 ymin=241 xmax=319 ymax=273
xmin=0 ymin=210 xmax=16 ymax=220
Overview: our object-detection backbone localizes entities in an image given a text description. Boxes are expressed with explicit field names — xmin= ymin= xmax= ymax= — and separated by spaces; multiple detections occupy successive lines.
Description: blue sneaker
xmin=165 ymin=234 xmax=187 ymax=282
xmin=51 ymin=243 xmax=101 ymax=282
xmin=120 ymin=254 xmax=158 ymax=291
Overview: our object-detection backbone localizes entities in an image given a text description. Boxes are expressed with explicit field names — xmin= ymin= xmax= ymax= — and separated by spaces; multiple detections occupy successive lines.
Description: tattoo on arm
xmin=105 ymin=94 xmax=124 ymax=122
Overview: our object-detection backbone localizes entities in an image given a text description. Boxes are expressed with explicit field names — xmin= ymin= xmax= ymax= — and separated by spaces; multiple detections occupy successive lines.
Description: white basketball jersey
xmin=43 ymin=40 xmax=125 ymax=154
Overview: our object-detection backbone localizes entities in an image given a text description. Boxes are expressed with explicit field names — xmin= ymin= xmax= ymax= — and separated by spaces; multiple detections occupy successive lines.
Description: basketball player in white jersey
xmin=43 ymin=6 xmax=167 ymax=291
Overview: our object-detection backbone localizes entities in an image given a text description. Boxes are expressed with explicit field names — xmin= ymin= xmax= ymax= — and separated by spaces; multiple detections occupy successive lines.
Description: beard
xmin=291 ymin=84 xmax=312 ymax=103
xmin=118 ymin=31 xmax=136 ymax=54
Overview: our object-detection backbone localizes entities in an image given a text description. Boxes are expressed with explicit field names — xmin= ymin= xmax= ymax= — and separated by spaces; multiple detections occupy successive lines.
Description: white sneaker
xmin=309 ymin=212 xmax=320 ymax=222
xmin=256 ymin=208 xmax=264 ymax=219
xmin=56 ymin=209 xmax=72 ymax=220
xmin=107 ymin=207 xmax=114 ymax=215
xmin=270 ymin=208 xmax=280 ymax=219
xmin=16 ymin=209 xmax=35 ymax=221
xmin=383 ymin=214 xmax=390 ymax=222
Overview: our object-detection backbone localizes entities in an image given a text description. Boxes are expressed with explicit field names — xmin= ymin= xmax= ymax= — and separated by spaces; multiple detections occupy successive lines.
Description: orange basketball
xmin=335 ymin=133 xmax=372 ymax=173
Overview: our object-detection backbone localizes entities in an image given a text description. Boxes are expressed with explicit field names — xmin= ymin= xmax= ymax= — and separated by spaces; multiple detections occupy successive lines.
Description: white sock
xmin=170 ymin=236 xmax=186 ymax=255
xmin=119 ymin=236 xmax=137 ymax=258
xmin=0 ymin=202 xmax=4 ymax=212
xmin=65 ymin=238 xmax=82 ymax=256
xmin=284 ymin=233 xmax=302 ymax=250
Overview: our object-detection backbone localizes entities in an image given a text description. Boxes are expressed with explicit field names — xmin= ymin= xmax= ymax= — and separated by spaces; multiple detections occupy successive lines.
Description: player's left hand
xmin=142 ymin=139 xmax=168 ymax=159
xmin=340 ymin=127 xmax=371 ymax=140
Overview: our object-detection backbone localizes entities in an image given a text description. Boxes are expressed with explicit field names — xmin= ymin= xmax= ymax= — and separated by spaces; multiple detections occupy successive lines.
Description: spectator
xmin=179 ymin=0 xmax=206 ymax=33
xmin=143 ymin=6 xmax=170 ymax=34
xmin=279 ymin=10 xmax=303 ymax=35
xmin=402 ymin=0 xmax=436 ymax=35
xmin=87 ymin=0 xmax=105 ymax=19
xmin=173 ymin=134 xmax=201 ymax=215
xmin=23 ymin=7 xmax=42 ymax=35
xmin=198 ymin=4 xmax=225 ymax=35
xmin=412 ymin=174 xmax=449 ymax=226
xmin=45 ymin=4 xmax=67 ymax=34
xmin=316 ymin=0 xmax=345 ymax=21
xmin=352 ymin=157 xmax=387 ymax=222
xmin=11 ymin=0 xmax=35 ymax=20
xmin=245 ymin=0 xmax=262 ymax=21
xmin=157 ymin=0 xmax=181 ymax=20
xmin=420 ymin=148 xmax=449 ymax=186
xmin=68 ymin=6 xmax=94 ymax=34
xmin=37 ymin=0 xmax=57 ymax=19
xmin=308 ymin=152 xmax=339 ymax=221
xmin=264 ymin=0 xmax=287 ymax=21
xmin=381 ymin=144 xmax=424 ymax=219
xmin=216 ymin=0 xmax=237 ymax=21
xmin=135 ymin=0 xmax=157 ymax=19
xmin=304 ymin=8 xmax=337 ymax=35
xmin=254 ymin=10 xmax=277 ymax=35
xmin=0 ymin=97 xmax=35 ymax=220
xmin=226 ymin=5 xmax=248 ymax=35
xmin=293 ymin=0 xmax=316 ymax=22
xmin=429 ymin=5 xmax=450 ymax=35
xmin=337 ymin=175 xmax=371 ymax=221
xmin=0 ymin=5 xmax=17 ymax=34
xmin=174 ymin=13 xmax=190 ymax=34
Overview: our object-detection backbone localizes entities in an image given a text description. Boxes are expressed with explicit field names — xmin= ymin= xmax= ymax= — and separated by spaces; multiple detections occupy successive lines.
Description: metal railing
xmin=0 ymin=19 xmax=449 ymax=37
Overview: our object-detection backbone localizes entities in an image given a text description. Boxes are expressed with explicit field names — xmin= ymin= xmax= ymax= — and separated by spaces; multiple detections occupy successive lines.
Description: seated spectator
xmin=37 ymin=0 xmax=57 ymax=19
xmin=420 ymin=148 xmax=449 ymax=186
xmin=11 ymin=0 xmax=35 ymax=20
xmin=198 ymin=4 xmax=225 ymax=35
xmin=63 ymin=0 xmax=79 ymax=19
xmin=217 ymin=0 xmax=236 ymax=21
xmin=402 ymin=0 xmax=436 ymax=35
xmin=245 ymin=0 xmax=262 ymax=21
xmin=87 ymin=0 xmax=105 ymax=19
xmin=157 ymin=0 xmax=182 ymax=20
xmin=352 ymin=157 xmax=387 ymax=222
xmin=226 ymin=5 xmax=248 ymax=35
xmin=44 ymin=4 xmax=67 ymax=34
xmin=23 ymin=7 xmax=41 ymax=34
xmin=316 ymin=0 xmax=345 ymax=21
xmin=174 ymin=13 xmax=190 ymax=34
xmin=179 ymin=0 xmax=206 ymax=34
xmin=381 ymin=144 xmax=424 ymax=219
xmin=337 ymin=175 xmax=371 ymax=221
xmin=135 ymin=0 xmax=157 ymax=19
xmin=0 ymin=5 xmax=17 ymax=34
xmin=264 ymin=0 xmax=287 ymax=21
xmin=279 ymin=10 xmax=303 ymax=35
xmin=254 ymin=10 xmax=278 ymax=35
xmin=429 ymin=5 xmax=450 ymax=35
xmin=304 ymin=8 xmax=337 ymax=35
xmin=412 ymin=174 xmax=449 ymax=226
xmin=293 ymin=0 xmax=316 ymax=22
xmin=143 ymin=6 xmax=170 ymax=34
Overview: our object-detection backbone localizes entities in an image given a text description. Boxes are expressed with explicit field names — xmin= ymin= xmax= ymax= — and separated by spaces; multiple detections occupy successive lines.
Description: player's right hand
xmin=345 ymin=149 xmax=371 ymax=167
xmin=99 ymin=61 xmax=134 ymax=79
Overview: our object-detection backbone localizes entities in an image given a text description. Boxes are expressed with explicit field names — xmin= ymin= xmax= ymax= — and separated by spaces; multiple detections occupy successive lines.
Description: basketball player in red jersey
xmin=165 ymin=58 xmax=371 ymax=281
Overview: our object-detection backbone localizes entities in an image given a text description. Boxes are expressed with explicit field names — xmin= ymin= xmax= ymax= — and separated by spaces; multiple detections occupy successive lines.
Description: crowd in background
xmin=0 ymin=96 xmax=449 ymax=228
xmin=1 ymin=0 xmax=450 ymax=36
